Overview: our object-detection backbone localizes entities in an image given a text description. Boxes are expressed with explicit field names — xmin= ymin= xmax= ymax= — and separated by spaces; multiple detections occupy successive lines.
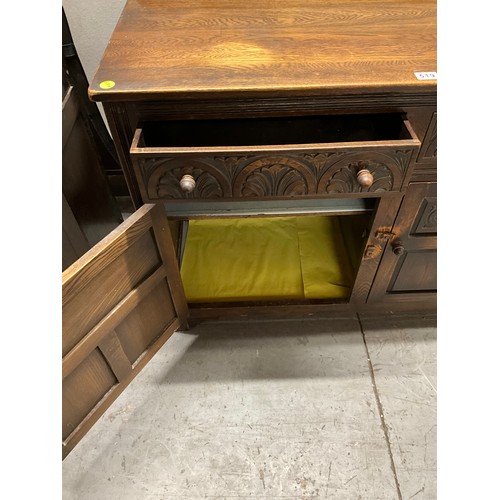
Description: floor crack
xmin=357 ymin=313 xmax=403 ymax=500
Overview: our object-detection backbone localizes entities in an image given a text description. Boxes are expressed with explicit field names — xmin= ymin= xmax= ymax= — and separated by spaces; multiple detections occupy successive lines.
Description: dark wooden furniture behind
xmin=63 ymin=0 xmax=437 ymax=457
xmin=62 ymin=9 xmax=123 ymax=270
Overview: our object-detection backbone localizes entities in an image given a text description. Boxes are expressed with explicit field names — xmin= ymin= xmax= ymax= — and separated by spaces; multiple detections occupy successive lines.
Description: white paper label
xmin=414 ymin=72 xmax=437 ymax=80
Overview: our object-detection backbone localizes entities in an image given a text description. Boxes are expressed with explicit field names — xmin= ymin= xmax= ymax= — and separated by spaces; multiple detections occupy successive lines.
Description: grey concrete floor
xmin=62 ymin=313 xmax=436 ymax=499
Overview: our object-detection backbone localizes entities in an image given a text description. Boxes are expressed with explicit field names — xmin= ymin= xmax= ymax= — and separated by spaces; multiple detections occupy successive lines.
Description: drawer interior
xmin=179 ymin=212 xmax=372 ymax=304
xmin=138 ymin=113 xmax=413 ymax=148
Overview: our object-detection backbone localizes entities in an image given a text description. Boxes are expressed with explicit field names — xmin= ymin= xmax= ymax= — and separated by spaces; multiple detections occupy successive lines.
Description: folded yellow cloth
xmin=180 ymin=216 xmax=354 ymax=302
xmin=296 ymin=216 xmax=353 ymax=299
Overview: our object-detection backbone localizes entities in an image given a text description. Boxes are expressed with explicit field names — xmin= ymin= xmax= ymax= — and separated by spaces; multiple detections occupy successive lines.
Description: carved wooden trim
xmin=410 ymin=164 xmax=436 ymax=183
xmin=133 ymin=148 xmax=415 ymax=201
xmin=317 ymin=151 xmax=410 ymax=194
xmin=417 ymin=112 xmax=437 ymax=164
xmin=233 ymin=156 xmax=316 ymax=197
xmin=140 ymin=158 xmax=232 ymax=199
xmin=412 ymin=196 xmax=437 ymax=234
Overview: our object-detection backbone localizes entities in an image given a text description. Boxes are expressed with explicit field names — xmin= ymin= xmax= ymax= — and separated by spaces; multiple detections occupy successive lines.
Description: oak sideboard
xmin=62 ymin=0 xmax=437 ymax=457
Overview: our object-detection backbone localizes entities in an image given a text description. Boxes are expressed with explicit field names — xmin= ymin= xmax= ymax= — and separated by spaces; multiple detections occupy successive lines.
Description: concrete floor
xmin=62 ymin=313 xmax=436 ymax=499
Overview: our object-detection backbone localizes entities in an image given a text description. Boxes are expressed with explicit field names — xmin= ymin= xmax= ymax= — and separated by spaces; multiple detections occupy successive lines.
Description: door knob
xmin=356 ymin=169 xmax=374 ymax=187
xmin=179 ymin=174 xmax=196 ymax=193
xmin=392 ymin=240 xmax=405 ymax=255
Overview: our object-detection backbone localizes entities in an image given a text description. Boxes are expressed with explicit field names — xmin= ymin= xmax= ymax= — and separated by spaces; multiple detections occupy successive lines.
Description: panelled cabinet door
xmin=368 ymin=182 xmax=437 ymax=308
xmin=62 ymin=204 xmax=188 ymax=459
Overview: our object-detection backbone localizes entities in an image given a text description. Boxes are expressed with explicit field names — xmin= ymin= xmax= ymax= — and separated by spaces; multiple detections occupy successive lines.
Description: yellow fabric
xmin=296 ymin=217 xmax=354 ymax=299
xmin=180 ymin=216 xmax=354 ymax=302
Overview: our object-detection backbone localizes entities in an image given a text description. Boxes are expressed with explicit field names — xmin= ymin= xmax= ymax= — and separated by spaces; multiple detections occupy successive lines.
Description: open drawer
xmin=130 ymin=113 xmax=421 ymax=202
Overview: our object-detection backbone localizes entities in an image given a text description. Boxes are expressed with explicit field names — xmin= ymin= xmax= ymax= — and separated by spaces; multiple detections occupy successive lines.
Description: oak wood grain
xmin=62 ymin=204 xmax=188 ymax=458
xmin=62 ymin=266 xmax=167 ymax=379
xmin=98 ymin=331 xmax=133 ymax=382
xmin=89 ymin=0 xmax=436 ymax=101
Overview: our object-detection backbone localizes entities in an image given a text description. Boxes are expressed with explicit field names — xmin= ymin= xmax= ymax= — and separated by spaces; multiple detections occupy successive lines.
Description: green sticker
xmin=99 ymin=80 xmax=116 ymax=89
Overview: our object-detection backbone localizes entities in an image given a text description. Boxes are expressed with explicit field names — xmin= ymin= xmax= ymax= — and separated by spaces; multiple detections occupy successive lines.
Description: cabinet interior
xmin=139 ymin=113 xmax=411 ymax=148
xmin=176 ymin=210 xmax=373 ymax=305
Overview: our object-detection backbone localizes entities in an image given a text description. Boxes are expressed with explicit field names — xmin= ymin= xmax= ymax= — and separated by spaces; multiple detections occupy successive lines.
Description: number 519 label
xmin=414 ymin=72 xmax=437 ymax=80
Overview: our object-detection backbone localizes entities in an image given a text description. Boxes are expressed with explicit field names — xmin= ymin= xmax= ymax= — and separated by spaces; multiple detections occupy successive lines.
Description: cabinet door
xmin=62 ymin=204 xmax=188 ymax=459
xmin=368 ymin=182 xmax=437 ymax=308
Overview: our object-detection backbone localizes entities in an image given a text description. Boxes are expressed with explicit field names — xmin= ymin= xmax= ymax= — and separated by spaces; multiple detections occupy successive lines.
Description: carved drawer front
xmin=130 ymin=114 xmax=420 ymax=202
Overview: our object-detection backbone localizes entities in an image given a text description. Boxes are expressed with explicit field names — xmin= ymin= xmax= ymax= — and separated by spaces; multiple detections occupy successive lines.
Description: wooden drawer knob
xmin=392 ymin=240 xmax=405 ymax=256
xmin=356 ymin=169 xmax=374 ymax=187
xmin=179 ymin=174 xmax=196 ymax=193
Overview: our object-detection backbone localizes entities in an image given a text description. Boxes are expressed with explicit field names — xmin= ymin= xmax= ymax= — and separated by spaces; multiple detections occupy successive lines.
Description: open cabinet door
xmin=62 ymin=204 xmax=188 ymax=459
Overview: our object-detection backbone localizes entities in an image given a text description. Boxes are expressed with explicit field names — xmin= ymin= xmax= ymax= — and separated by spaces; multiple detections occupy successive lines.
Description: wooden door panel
xmin=411 ymin=196 xmax=437 ymax=235
xmin=368 ymin=182 xmax=437 ymax=306
xmin=114 ymin=281 xmax=176 ymax=364
xmin=62 ymin=227 xmax=163 ymax=357
xmin=349 ymin=194 xmax=403 ymax=304
xmin=62 ymin=349 xmax=116 ymax=441
xmin=389 ymin=250 xmax=437 ymax=292
xmin=62 ymin=204 xmax=187 ymax=459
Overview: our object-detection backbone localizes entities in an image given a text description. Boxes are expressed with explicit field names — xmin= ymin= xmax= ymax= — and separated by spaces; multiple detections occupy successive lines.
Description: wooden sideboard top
xmin=89 ymin=0 xmax=436 ymax=102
